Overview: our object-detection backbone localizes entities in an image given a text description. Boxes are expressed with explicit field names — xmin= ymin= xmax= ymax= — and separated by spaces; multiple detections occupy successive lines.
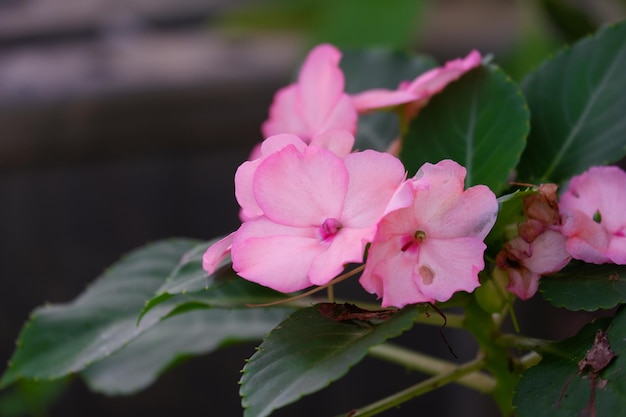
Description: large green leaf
xmin=540 ymin=261 xmax=626 ymax=311
xmin=400 ymin=65 xmax=529 ymax=194
xmin=514 ymin=307 xmax=626 ymax=417
xmin=240 ymin=303 xmax=420 ymax=417
xmin=340 ymin=49 xmax=437 ymax=152
xmin=82 ymin=307 xmax=291 ymax=395
xmin=0 ymin=239 xmax=199 ymax=387
xmin=518 ymin=20 xmax=626 ymax=184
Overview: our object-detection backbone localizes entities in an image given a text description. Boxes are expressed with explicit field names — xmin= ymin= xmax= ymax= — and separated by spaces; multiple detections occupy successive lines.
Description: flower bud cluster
xmin=498 ymin=166 xmax=626 ymax=300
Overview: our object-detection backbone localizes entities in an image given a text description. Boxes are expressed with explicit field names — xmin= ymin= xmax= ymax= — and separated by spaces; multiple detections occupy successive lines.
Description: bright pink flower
xmin=560 ymin=166 xmax=626 ymax=264
xmin=359 ymin=160 xmax=498 ymax=308
xmin=352 ymin=50 xmax=482 ymax=118
xmin=497 ymin=230 xmax=571 ymax=300
xmin=261 ymin=44 xmax=358 ymax=141
xmin=230 ymin=145 xmax=406 ymax=293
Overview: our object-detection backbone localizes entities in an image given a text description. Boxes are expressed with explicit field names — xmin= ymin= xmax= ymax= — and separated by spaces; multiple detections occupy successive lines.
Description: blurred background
xmin=1 ymin=0 xmax=625 ymax=416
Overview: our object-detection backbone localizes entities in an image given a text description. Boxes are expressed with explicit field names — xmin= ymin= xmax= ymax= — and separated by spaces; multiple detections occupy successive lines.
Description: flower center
xmin=319 ymin=218 xmax=342 ymax=241
xmin=401 ymin=230 xmax=427 ymax=252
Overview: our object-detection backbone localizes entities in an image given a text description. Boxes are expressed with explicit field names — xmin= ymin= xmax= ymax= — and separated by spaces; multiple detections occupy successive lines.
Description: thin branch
xmin=368 ymin=343 xmax=495 ymax=393
xmin=335 ymin=357 xmax=487 ymax=417
xmin=496 ymin=333 xmax=557 ymax=353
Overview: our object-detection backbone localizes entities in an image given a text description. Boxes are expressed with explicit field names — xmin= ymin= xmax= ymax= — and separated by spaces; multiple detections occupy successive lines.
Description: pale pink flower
xmin=359 ymin=160 xmax=498 ymax=308
xmin=230 ymin=145 xmax=406 ymax=293
xmin=352 ymin=50 xmax=482 ymax=119
xmin=497 ymin=230 xmax=571 ymax=300
xmin=261 ymin=44 xmax=358 ymax=141
xmin=560 ymin=166 xmax=626 ymax=264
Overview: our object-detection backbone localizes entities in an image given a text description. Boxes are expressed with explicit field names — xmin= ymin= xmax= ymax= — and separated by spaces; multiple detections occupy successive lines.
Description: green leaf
xmin=82 ymin=307 xmax=291 ymax=395
xmin=400 ymin=65 xmax=529 ymax=194
xmin=514 ymin=307 xmax=626 ymax=417
xmin=540 ymin=261 xmax=626 ymax=311
xmin=518 ymin=20 xmax=626 ymax=184
xmin=240 ymin=304 xmax=419 ymax=417
xmin=340 ymin=49 xmax=437 ymax=152
xmin=0 ymin=239 xmax=200 ymax=388
xmin=157 ymin=238 xmax=232 ymax=295
xmin=142 ymin=266 xmax=290 ymax=320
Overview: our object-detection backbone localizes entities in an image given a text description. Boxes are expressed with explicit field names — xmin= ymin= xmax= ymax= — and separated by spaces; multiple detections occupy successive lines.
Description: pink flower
xmin=359 ymin=160 xmax=498 ymax=308
xmin=497 ymin=230 xmax=571 ymax=300
xmin=352 ymin=50 xmax=482 ymax=119
xmin=261 ymin=44 xmax=358 ymax=142
xmin=230 ymin=144 xmax=406 ymax=293
xmin=560 ymin=166 xmax=626 ymax=264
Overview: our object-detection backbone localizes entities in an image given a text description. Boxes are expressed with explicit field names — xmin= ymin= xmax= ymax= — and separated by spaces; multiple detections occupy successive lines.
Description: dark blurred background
xmin=1 ymin=0 xmax=624 ymax=416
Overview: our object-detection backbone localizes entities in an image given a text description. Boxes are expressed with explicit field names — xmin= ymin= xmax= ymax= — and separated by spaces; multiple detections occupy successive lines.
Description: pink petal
xmin=523 ymin=230 xmax=571 ymax=274
xmin=415 ymin=237 xmax=485 ymax=302
xmin=505 ymin=267 xmax=540 ymax=301
xmin=235 ymin=134 xmax=307 ymax=221
xmin=253 ymin=145 xmax=348 ymax=226
xmin=341 ymin=150 xmax=407 ymax=227
xmin=262 ymin=44 xmax=357 ymax=141
xmin=351 ymin=88 xmax=417 ymax=113
xmin=308 ymin=227 xmax=372 ymax=285
xmin=561 ymin=209 xmax=611 ymax=264
xmin=309 ymin=129 xmax=355 ymax=157
xmin=410 ymin=160 xmax=497 ymax=240
xmin=202 ymin=232 xmax=236 ymax=274
xmin=231 ymin=218 xmax=322 ymax=293
xmin=312 ymin=94 xmax=358 ymax=137
xmin=261 ymin=85 xmax=308 ymax=138
xmin=406 ymin=50 xmax=482 ymax=96
xmin=560 ymin=166 xmax=626 ymax=235
xmin=607 ymin=235 xmax=626 ymax=264
xmin=360 ymin=237 xmax=431 ymax=307
xmin=298 ymin=44 xmax=348 ymax=131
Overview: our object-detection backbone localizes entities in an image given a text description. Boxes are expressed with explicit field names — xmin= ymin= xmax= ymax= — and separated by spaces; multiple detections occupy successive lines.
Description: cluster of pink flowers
xmin=202 ymin=43 xmax=495 ymax=308
xmin=498 ymin=166 xmax=626 ymax=300
xmin=203 ymin=43 xmax=626 ymax=307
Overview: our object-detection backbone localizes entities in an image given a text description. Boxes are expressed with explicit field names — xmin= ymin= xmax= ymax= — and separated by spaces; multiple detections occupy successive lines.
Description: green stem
xmin=369 ymin=343 xmax=495 ymax=393
xmin=335 ymin=357 xmax=487 ymax=417
xmin=496 ymin=333 xmax=557 ymax=354
xmin=519 ymin=351 xmax=542 ymax=369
